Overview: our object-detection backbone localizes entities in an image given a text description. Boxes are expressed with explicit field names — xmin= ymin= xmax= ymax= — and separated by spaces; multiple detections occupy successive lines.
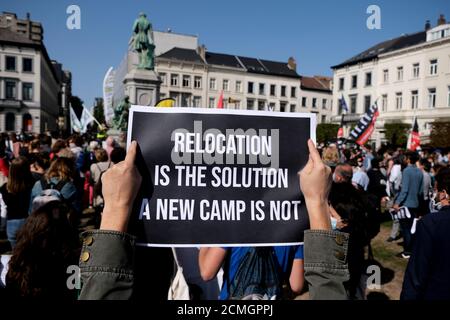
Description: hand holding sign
xmin=101 ymin=141 xmax=142 ymax=232
xmin=299 ymin=140 xmax=332 ymax=231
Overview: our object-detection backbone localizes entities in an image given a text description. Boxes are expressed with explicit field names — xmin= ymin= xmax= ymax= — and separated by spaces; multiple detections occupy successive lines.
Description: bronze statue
xmin=130 ymin=12 xmax=155 ymax=70
xmin=113 ymin=96 xmax=130 ymax=131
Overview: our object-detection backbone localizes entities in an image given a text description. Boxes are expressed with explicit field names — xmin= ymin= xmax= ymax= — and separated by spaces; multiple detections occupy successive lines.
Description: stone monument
xmin=108 ymin=12 xmax=161 ymax=143
xmin=123 ymin=12 xmax=161 ymax=107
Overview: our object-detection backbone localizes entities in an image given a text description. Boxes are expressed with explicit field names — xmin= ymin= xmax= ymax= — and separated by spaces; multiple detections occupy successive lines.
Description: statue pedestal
xmin=107 ymin=129 xmax=127 ymax=148
xmin=123 ymin=69 xmax=161 ymax=106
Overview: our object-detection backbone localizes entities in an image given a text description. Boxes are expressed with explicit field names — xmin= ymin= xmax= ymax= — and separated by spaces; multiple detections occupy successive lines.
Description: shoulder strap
xmin=40 ymin=177 xmax=50 ymax=190
xmin=171 ymin=248 xmax=181 ymax=269
xmin=53 ymin=180 xmax=68 ymax=192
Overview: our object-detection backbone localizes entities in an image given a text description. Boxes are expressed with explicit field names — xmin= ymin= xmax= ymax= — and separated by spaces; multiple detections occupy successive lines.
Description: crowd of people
xmin=0 ymin=130 xmax=449 ymax=300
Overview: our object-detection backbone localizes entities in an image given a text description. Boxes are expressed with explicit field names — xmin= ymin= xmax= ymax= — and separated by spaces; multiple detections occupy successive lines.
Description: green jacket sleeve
xmin=78 ymin=230 xmax=135 ymax=300
xmin=303 ymin=230 xmax=350 ymax=300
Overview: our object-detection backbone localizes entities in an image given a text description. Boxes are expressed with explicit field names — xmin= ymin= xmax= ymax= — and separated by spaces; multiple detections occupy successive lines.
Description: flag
xmin=79 ymin=105 xmax=96 ymax=133
xmin=70 ymin=105 xmax=82 ymax=133
xmin=339 ymin=94 xmax=349 ymax=113
xmin=407 ymin=117 xmax=420 ymax=151
xmin=103 ymin=67 xmax=115 ymax=126
xmin=217 ymin=91 xmax=224 ymax=109
xmin=155 ymin=98 xmax=175 ymax=107
xmin=349 ymin=101 xmax=379 ymax=146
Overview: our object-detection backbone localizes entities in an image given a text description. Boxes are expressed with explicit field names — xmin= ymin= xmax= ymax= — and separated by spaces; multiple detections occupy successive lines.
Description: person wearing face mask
xmin=401 ymin=167 xmax=450 ymax=300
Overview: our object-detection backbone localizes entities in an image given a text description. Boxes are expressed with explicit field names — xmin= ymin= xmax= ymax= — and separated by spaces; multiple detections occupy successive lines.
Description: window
xmin=270 ymin=84 xmax=276 ymax=96
xmin=235 ymin=81 xmax=242 ymax=93
xmin=413 ymin=63 xmax=420 ymax=78
xmin=247 ymin=82 xmax=254 ymax=94
xmin=280 ymin=102 xmax=286 ymax=112
xmin=259 ymin=83 xmax=265 ymax=95
xmin=193 ymin=96 xmax=201 ymax=107
xmin=383 ymin=69 xmax=389 ymax=83
xmin=349 ymin=95 xmax=357 ymax=113
xmin=5 ymin=80 xmax=17 ymax=99
xmin=182 ymin=75 xmax=190 ymax=88
xmin=247 ymin=99 xmax=255 ymax=110
xmin=448 ymin=86 xmax=450 ymax=107
xmin=258 ymin=100 xmax=265 ymax=111
xmin=365 ymin=72 xmax=372 ymax=86
xmin=322 ymin=99 xmax=327 ymax=110
xmin=351 ymin=75 xmax=357 ymax=89
xmin=397 ymin=66 xmax=404 ymax=81
xmin=411 ymin=90 xmax=419 ymax=109
xmin=170 ymin=74 xmax=179 ymax=86
xmin=430 ymin=59 xmax=438 ymax=75
xmin=428 ymin=88 xmax=436 ymax=108
xmin=290 ymin=87 xmax=296 ymax=98
xmin=23 ymin=58 xmax=33 ymax=72
xmin=396 ymin=92 xmax=403 ymax=110
xmin=22 ymin=83 xmax=33 ymax=101
xmin=159 ymin=73 xmax=167 ymax=85
xmin=208 ymin=97 xmax=215 ymax=108
xmin=209 ymin=78 xmax=216 ymax=90
xmin=312 ymin=98 xmax=317 ymax=109
xmin=5 ymin=56 xmax=16 ymax=71
xmin=194 ymin=76 xmax=202 ymax=89
xmin=301 ymin=97 xmax=307 ymax=107
xmin=223 ymin=79 xmax=229 ymax=91
xmin=364 ymin=95 xmax=371 ymax=113
xmin=5 ymin=113 xmax=15 ymax=131
xmin=290 ymin=104 xmax=296 ymax=112
xmin=339 ymin=78 xmax=344 ymax=91
xmin=381 ymin=94 xmax=388 ymax=112
xmin=280 ymin=86 xmax=286 ymax=97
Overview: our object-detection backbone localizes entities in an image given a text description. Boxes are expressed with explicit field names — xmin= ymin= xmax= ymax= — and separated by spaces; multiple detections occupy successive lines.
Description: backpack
xmin=227 ymin=247 xmax=282 ymax=300
xmin=40 ymin=178 xmax=68 ymax=198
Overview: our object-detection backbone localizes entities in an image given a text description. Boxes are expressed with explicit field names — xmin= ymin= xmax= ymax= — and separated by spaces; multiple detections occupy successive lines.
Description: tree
xmin=316 ymin=123 xmax=339 ymax=144
xmin=93 ymin=98 xmax=105 ymax=129
xmin=384 ymin=123 xmax=410 ymax=147
xmin=430 ymin=122 xmax=450 ymax=148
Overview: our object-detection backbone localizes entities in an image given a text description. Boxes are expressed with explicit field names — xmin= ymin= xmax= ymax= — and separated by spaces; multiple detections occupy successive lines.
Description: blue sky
xmin=2 ymin=0 xmax=449 ymax=106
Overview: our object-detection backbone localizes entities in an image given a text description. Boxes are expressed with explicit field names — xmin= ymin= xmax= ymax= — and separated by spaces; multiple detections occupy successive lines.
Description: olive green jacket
xmin=78 ymin=229 xmax=349 ymax=300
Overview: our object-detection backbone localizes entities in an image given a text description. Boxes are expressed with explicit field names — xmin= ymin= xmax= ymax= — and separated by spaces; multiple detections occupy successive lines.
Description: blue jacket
xmin=401 ymin=206 xmax=450 ymax=299
xmin=395 ymin=165 xmax=423 ymax=209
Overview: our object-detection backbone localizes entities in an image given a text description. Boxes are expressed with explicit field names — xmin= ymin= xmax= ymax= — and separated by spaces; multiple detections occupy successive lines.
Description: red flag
xmin=217 ymin=91 xmax=224 ymax=109
xmin=337 ymin=127 xmax=344 ymax=138
xmin=409 ymin=118 xmax=420 ymax=151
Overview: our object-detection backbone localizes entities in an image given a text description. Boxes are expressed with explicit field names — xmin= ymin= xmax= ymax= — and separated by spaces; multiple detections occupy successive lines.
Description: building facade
xmin=112 ymin=30 xmax=332 ymax=123
xmin=0 ymin=12 xmax=71 ymax=133
xmin=331 ymin=15 xmax=450 ymax=145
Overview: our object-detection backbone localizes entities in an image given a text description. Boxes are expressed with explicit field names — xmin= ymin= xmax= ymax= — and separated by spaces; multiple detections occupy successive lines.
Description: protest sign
xmin=127 ymin=107 xmax=316 ymax=247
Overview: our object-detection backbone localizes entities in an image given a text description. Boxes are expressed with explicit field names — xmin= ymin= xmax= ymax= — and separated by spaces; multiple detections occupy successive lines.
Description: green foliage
xmin=316 ymin=123 xmax=339 ymax=143
xmin=93 ymin=99 xmax=106 ymax=126
xmin=430 ymin=122 xmax=450 ymax=148
xmin=384 ymin=123 xmax=410 ymax=147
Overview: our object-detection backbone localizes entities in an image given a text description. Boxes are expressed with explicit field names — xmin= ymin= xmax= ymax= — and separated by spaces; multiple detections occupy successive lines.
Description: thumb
xmin=125 ymin=141 xmax=138 ymax=166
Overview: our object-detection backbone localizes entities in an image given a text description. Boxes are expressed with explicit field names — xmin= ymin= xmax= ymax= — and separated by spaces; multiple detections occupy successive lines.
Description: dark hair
xmin=6 ymin=202 xmax=80 ymax=299
xmin=51 ymin=139 xmax=67 ymax=154
xmin=110 ymin=147 xmax=126 ymax=164
xmin=436 ymin=167 xmax=450 ymax=193
xmin=7 ymin=156 xmax=33 ymax=194
xmin=28 ymin=152 xmax=51 ymax=171
xmin=419 ymin=158 xmax=431 ymax=173
xmin=405 ymin=151 xmax=419 ymax=164
xmin=370 ymin=157 xmax=380 ymax=170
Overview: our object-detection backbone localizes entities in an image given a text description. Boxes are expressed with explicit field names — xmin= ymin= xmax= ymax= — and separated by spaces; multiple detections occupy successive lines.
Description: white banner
xmin=103 ymin=66 xmax=115 ymax=126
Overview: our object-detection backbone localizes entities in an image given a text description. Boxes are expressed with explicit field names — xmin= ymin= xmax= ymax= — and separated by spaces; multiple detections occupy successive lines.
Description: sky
xmin=2 ymin=0 xmax=450 ymax=107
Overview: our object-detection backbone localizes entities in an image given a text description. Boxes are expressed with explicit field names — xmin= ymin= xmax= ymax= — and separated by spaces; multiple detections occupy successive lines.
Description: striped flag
xmin=349 ymin=101 xmax=379 ymax=146
xmin=407 ymin=117 xmax=420 ymax=151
